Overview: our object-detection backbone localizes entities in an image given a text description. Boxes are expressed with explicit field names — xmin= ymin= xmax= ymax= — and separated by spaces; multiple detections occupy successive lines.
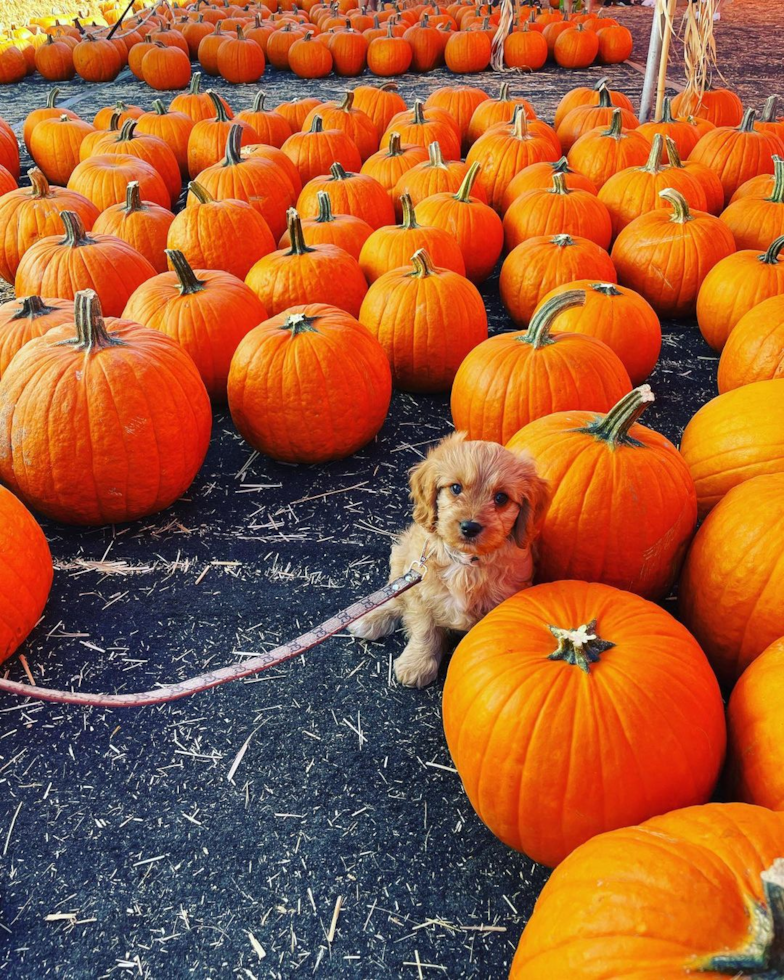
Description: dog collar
xmin=444 ymin=546 xmax=481 ymax=566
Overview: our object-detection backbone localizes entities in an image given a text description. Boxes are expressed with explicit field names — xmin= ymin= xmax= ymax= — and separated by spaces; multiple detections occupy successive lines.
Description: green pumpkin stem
xmin=59 ymin=209 xmax=92 ymax=246
xmin=497 ymin=81 xmax=511 ymax=102
xmin=602 ymin=107 xmax=624 ymax=139
xmin=69 ymin=290 xmax=126 ymax=351
xmin=222 ymin=123 xmax=243 ymax=166
xmin=187 ymin=179 xmax=214 ymax=204
xmin=315 ymin=191 xmax=334 ymax=223
xmin=660 ymin=96 xmax=675 ymax=124
xmin=116 ymin=118 xmax=138 ymax=142
xmin=188 ymin=71 xmax=202 ymax=94
xmin=329 ymin=161 xmax=350 ymax=180
xmin=549 ymin=172 xmax=570 ymax=196
xmin=521 ymin=288 xmax=585 ymax=349
xmin=338 ymin=90 xmax=354 ymax=112
xmin=285 ymin=208 xmax=315 ymax=255
xmin=208 ymin=89 xmax=231 ymax=123
xmin=11 ymin=295 xmax=57 ymax=320
xmin=580 ymin=385 xmax=654 ymax=447
xmin=591 ymin=281 xmax=622 ymax=297
xmin=386 ymin=131 xmax=403 ymax=156
xmin=284 ymin=311 xmax=319 ymax=336
xmin=308 ymin=115 xmax=324 ymax=134
xmin=410 ymin=248 xmax=436 ymax=277
xmin=593 ymin=75 xmax=610 ymax=92
xmin=738 ymin=107 xmax=757 ymax=133
xmin=124 ymin=180 xmax=143 ymax=212
xmin=596 ymin=81 xmax=613 ymax=109
xmin=761 ymin=95 xmax=779 ymax=124
xmin=251 ymin=90 xmax=267 ymax=113
xmin=166 ymin=249 xmax=206 ymax=294
xmin=399 ymin=192 xmax=419 ymax=229
xmin=767 ymin=156 xmax=784 ymax=204
xmin=151 ymin=99 xmax=168 ymax=116
xmin=27 ymin=167 xmax=51 ymax=198
xmin=760 ymin=235 xmax=784 ymax=265
xmin=550 ymin=156 xmax=571 ymax=175
xmin=45 ymin=87 xmax=60 ymax=109
xmin=664 ymin=136 xmax=684 ymax=168
xmin=413 ymin=100 xmax=427 ymax=125
xmin=547 ymin=619 xmax=615 ymax=673
xmin=427 ymin=140 xmax=446 ymax=168
xmin=642 ymin=133 xmax=666 ymax=173
xmin=660 ymin=187 xmax=693 ymax=223
xmin=455 ymin=161 xmax=481 ymax=203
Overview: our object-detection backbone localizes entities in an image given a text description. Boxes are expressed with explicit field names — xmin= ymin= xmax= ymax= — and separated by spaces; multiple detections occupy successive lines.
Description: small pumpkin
xmin=235 ymin=91 xmax=292 ymax=149
xmin=553 ymin=22 xmax=598 ymax=69
xmin=93 ymin=181 xmax=174 ymax=275
xmin=0 ymin=295 xmax=74 ymax=378
xmin=664 ymin=135 xmax=726 ymax=214
xmin=274 ymin=96 xmax=323 ymax=132
xmin=142 ymin=38 xmax=191 ymax=89
xmin=466 ymin=81 xmax=536 ymax=148
xmin=366 ymin=21 xmax=413 ymax=75
xmin=197 ymin=21 xmax=230 ymax=75
xmin=425 ymin=84 xmax=489 ymax=155
xmin=444 ymin=24 xmax=491 ymax=73
xmin=503 ymin=170 xmax=612 ymax=251
xmin=328 ymin=23 xmax=369 ymax=77
xmin=359 ymin=248 xmax=487 ymax=392
xmin=30 ymin=113 xmax=96 ymax=187
xmin=296 ymin=162 xmax=394 ymax=230
xmin=187 ymin=90 xmax=259 ymax=181
xmin=719 ymin=154 xmax=784 ymax=250
xmin=567 ymin=107 xmax=651 ymax=191
xmin=0 ymin=289 xmax=211 ymax=526
xmin=503 ymin=22 xmax=547 ymax=71
xmin=34 ymin=33 xmax=75 ymax=81
xmin=228 ymin=303 xmax=391 ymax=464
xmin=277 ymin=190 xmax=373 ymax=259
xmin=637 ymin=96 xmax=700 ymax=162
xmin=350 ymin=81 xmax=406 ymax=134
xmin=392 ymin=139 xmax=481 ymax=216
xmin=442 ymin=580 xmax=726 ymax=867
xmin=672 ymin=86 xmax=744 ymax=128
xmin=360 ymin=131 xmax=429 ymax=200
xmin=170 ymin=72 xmax=233 ymax=123
xmin=380 ymin=99 xmax=462 ymax=162
xmin=240 ymin=142 xmax=303 ymax=197
xmin=717 ymin=294 xmax=784 ymax=392
xmin=596 ymin=21 xmax=632 ymax=64
xmin=302 ymin=91 xmax=378 ymax=162
xmin=72 ymin=33 xmax=123 ymax=81
xmin=22 ymin=88 xmax=79 ymax=153
xmin=501 ymin=156 xmax=597 ymax=211
xmin=288 ymin=30 xmax=332 ymax=78
xmin=554 ymin=75 xmax=634 ymax=130
xmin=135 ymin=100 xmax=194 ymax=179
xmin=281 ymin=115 xmax=363 ymax=186
xmin=557 ymin=79 xmax=639 ymax=153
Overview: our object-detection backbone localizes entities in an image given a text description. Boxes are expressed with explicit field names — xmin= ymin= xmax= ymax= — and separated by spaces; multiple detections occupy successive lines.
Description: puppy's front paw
xmin=348 ymin=608 xmax=400 ymax=641
xmin=394 ymin=649 xmax=440 ymax=689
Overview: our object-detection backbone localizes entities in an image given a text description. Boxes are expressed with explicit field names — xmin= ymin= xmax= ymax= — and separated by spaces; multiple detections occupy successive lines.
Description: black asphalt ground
xmin=1 ymin=4 xmax=782 ymax=977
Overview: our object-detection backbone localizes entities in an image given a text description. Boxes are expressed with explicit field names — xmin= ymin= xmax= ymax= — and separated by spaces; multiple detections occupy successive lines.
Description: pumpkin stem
xmin=580 ymin=385 xmax=654 ymax=447
xmin=767 ymin=156 xmax=784 ymax=204
xmin=738 ymin=107 xmax=757 ymax=133
xmin=547 ymin=619 xmax=615 ymax=673
xmin=455 ymin=161 xmax=481 ymax=203
xmin=596 ymin=81 xmax=612 ymax=109
xmin=660 ymin=96 xmax=675 ymax=124
xmin=409 ymin=248 xmax=437 ymax=278
xmin=664 ymin=136 xmax=684 ymax=168
xmin=521 ymin=288 xmax=585 ymax=349
xmin=602 ymin=107 xmax=623 ymax=139
xmin=284 ymin=208 xmax=315 ymax=255
xmin=315 ymin=191 xmax=334 ymax=223
xmin=61 ymin=289 xmax=126 ymax=352
xmin=427 ymin=140 xmax=447 ymax=168
xmin=45 ymin=87 xmax=60 ymax=109
xmin=283 ymin=312 xmax=319 ymax=336
xmin=124 ymin=180 xmax=143 ymax=212
xmin=413 ymin=100 xmax=426 ymax=125
xmin=660 ymin=187 xmax=693 ymax=223
xmin=59 ymin=209 xmax=92 ymax=247
xmin=760 ymin=235 xmax=784 ymax=265
xmin=208 ymin=89 xmax=231 ymax=123
xmin=399 ymin=193 xmax=419 ymax=229
xmin=251 ymin=90 xmax=267 ymax=113
xmin=166 ymin=248 xmax=206 ymax=294
xmin=761 ymin=95 xmax=779 ymax=124
xmin=550 ymin=156 xmax=571 ymax=175
xmin=187 ymin=179 xmax=214 ymax=204
xmin=590 ymin=282 xmax=622 ymax=297
xmin=641 ymin=133 xmax=665 ymax=174
xmin=593 ymin=75 xmax=610 ymax=92
xmin=338 ymin=90 xmax=354 ymax=112
xmin=116 ymin=118 xmax=138 ymax=142
xmin=512 ymin=103 xmax=528 ymax=139
xmin=308 ymin=115 xmax=324 ymax=134
xmin=498 ymin=81 xmax=510 ymax=102
xmin=329 ymin=161 xmax=350 ymax=180
xmin=549 ymin=172 xmax=570 ymax=196
xmin=151 ymin=99 xmax=167 ymax=116
xmin=386 ymin=131 xmax=403 ymax=156
xmin=378 ymin=81 xmax=399 ymax=92
xmin=188 ymin=71 xmax=202 ymax=94
xmin=27 ymin=167 xmax=51 ymax=198
xmin=552 ymin=233 xmax=574 ymax=248
xmin=222 ymin=123 xmax=243 ymax=166
xmin=11 ymin=295 xmax=57 ymax=321
xmin=385 ymin=20 xmax=394 ymax=36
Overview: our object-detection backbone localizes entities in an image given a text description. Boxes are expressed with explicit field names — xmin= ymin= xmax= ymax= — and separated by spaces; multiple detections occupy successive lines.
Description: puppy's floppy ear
xmin=511 ymin=455 xmax=551 ymax=549
xmin=409 ymin=456 xmax=440 ymax=532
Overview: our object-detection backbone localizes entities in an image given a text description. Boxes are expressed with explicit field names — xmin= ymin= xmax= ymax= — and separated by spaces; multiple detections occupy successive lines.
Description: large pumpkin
xmin=29 ymin=113 xmax=96 ymax=186
xmin=92 ymin=180 xmax=174 ymax=274
xmin=442 ymin=580 xmax=726 ymax=867
xmin=672 ymin=86 xmax=743 ymax=126
xmin=0 ymin=295 xmax=74 ymax=378
xmin=0 ymin=485 xmax=53 ymax=665
xmin=451 ymin=289 xmax=631 ymax=443
xmin=679 ymin=379 xmax=784 ymax=517
xmin=511 ymin=802 xmax=784 ymax=978
xmin=0 ymin=289 xmax=211 ymax=526
xmin=679 ymin=473 xmax=784 ymax=687
xmin=360 ymin=132 xmax=429 ymax=201
xmin=717 ymin=294 xmax=784 ymax=391
xmin=503 ymin=170 xmax=612 ymax=251
xmin=82 ymin=118 xmax=181 ymax=207
xmin=507 ymin=386 xmax=697 ymax=598
xmin=719 ymin=154 xmax=784 ymax=250
xmin=296 ymin=162 xmax=394 ymax=230
xmin=566 ymin=107 xmax=651 ymax=191
xmin=228 ymin=304 xmax=391 ymax=464
xmin=281 ymin=115 xmax=363 ymax=186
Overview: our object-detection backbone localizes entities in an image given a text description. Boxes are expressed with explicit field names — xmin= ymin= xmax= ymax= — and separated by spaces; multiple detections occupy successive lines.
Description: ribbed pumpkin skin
xmin=302 ymin=96 xmax=379 ymax=162
xmin=567 ymin=118 xmax=652 ymax=191
xmin=67 ymin=153 xmax=171 ymax=211
xmin=92 ymin=188 xmax=174 ymax=274
xmin=228 ymin=304 xmax=392 ymax=464
xmin=507 ymin=393 xmax=697 ymax=598
xmin=0 ymin=485 xmax=53 ymax=665
xmin=29 ymin=115 xmax=96 ymax=186
xmin=726 ymin=638 xmax=784 ymax=809
xmin=442 ymin=581 xmax=726 ymax=867
xmin=360 ymin=136 xmax=429 ymax=200
xmin=511 ymin=803 xmax=784 ymax=978
xmin=554 ymin=81 xmax=634 ymax=131
xmin=680 ymin=473 xmax=784 ymax=687
xmin=296 ymin=168 xmax=395 ymax=229
xmin=501 ymin=158 xmax=598 ymax=211
xmin=0 ymin=300 xmax=212 ymax=526
xmin=136 ymin=103 xmax=195 ymax=177
xmin=0 ymin=295 xmax=74 ymax=378
xmin=83 ymin=123 xmax=182 ymax=207
xmin=717 ymin=294 xmax=784 ymax=391
xmin=556 ymin=100 xmax=639 ymax=154
xmin=123 ymin=254 xmax=268 ymax=401
xmin=281 ymin=123 xmax=363 ymax=185
xmin=689 ymin=113 xmax=784 ymax=206
xmin=679 ymin=380 xmax=784 ymax=518
xmin=672 ymin=87 xmax=743 ymax=127
xmin=425 ymin=85 xmax=489 ymax=154
xmin=503 ymin=176 xmax=612 ymax=250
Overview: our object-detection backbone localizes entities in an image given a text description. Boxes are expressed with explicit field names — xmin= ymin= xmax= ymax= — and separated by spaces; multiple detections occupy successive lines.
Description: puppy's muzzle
xmin=459 ymin=520 xmax=483 ymax=540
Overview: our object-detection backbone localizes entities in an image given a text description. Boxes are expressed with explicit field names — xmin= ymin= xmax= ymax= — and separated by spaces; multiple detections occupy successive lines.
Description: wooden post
xmin=639 ymin=0 xmax=664 ymax=123
xmin=655 ymin=0 xmax=678 ymax=121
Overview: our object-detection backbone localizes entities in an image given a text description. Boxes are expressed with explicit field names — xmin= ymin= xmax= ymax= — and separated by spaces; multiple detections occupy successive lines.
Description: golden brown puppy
xmin=350 ymin=432 xmax=549 ymax=688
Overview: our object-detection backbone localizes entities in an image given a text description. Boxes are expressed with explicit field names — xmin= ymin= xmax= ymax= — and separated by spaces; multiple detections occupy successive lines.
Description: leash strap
xmin=0 ymin=568 xmax=424 ymax=709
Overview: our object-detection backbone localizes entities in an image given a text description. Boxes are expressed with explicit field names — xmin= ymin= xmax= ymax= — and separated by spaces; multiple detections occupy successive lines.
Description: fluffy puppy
xmin=350 ymin=432 xmax=550 ymax=688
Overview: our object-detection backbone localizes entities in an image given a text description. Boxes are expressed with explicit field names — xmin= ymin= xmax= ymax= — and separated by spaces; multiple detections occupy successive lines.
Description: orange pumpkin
xmin=665 ymin=135 xmax=726 ymax=214
xmin=0 ymin=295 xmax=74 ymax=378
xmin=442 ymin=580 xmax=726 ymax=867
xmin=367 ymin=22 xmax=413 ymax=75
xmin=228 ymin=304 xmax=391 ymax=463
xmin=424 ymin=84 xmax=489 ymax=155
xmin=637 ymin=96 xmax=700 ymax=163
xmin=92 ymin=181 xmax=174 ymax=274
xmin=501 ymin=156 xmax=597 ymax=211
xmin=274 ymin=96 xmax=323 ymax=132
xmin=281 ymin=114 xmax=363 ymax=185
xmin=34 ymin=33 xmax=75 ymax=81
xmin=466 ymin=81 xmax=536 ymax=147
xmin=22 ymin=88 xmax=79 ymax=153
xmin=358 ymin=248 xmax=487 ymax=392
xmin=187 ymin=90 xmax=258 ymax=181
xmin=672 ymin=86 xmax=744 ymax=127
xmin=679 ymin=472 xmax=784 ymax=687
xmin=719 ymin=154 xmax=784 ymax=250
xmin=73 ymin=33 xmax=123 ymax=81
xmin=596 ymin=21 xmax=632 ymax=64
xmin=142 ymin=38 xmax=192 ymax=89
xmin=380 ymin=100 xmax=461 ymax=161
xmin=67 ymin=152 xmax=171 ymax=212
xmin=235 ymin=91 xmax=292 ymax=148
xmin=277 ymin=190 xmax=373 ymax=259
xmin=392 ymin=140 xmax=480 ymax=215
xmin=611 ymin=189 xmax=736 ymax=318
xmin=170 ymin=71 xmax=233 ymax=122
xmin=554 ymin=22 xmax=598 ymax=69
xmin=503 ymin=22 xmax=547 ymax=71
xmin=84 ymin=119 xmax=182 ymax=207
xmin=567 ymin=107 xmax=651 ymax=191
xmin=0 ymin=289 xmax=211 ymax=526
xmin=503 ymin=170 xmax=612 ymax=251
xmin=557 ymin=80 xmax=639 ymax=153
xmin=554 ymin=75 xmax=634 ymax=131
xmin=360 ymin=131 xmax=429 ymax=200
xmin=302 ymin=91 xmax=378 ymax=162
xmin=717 ymin=294 xmax=784 ymax=392
xmin=30 ymin=113 xmax=96 ymax=187
xmin=350 ymin=81 xmax=407 ymax=134
xmin=296 ymin=162 xmax=394 ymax=230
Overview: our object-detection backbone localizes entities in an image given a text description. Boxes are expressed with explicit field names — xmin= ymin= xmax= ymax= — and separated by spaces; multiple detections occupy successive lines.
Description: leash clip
xmin=407 ymin=544 xmax=433 ymax=581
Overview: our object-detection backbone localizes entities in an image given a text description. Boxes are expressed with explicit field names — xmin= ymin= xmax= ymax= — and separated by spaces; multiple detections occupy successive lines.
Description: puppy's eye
xmin=450 ymin=483 xmax=462 ymax=496
xmin=494 ymin=492 xmax=510 ymax=506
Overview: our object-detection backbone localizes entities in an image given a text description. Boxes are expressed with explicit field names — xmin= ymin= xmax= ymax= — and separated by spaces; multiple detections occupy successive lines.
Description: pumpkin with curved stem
xmin=168 ymin=180 xmax=276 ymax=281
xmin=281 ymin=115 xmax=363 ymax=186
xmin=511 ymin=803 xmax=784 ymax=975
xmin=236 ymin=92 xmax=292 ymax=149
xmin=425 ymin=85 xmax=489 ymax=154
xmin=303 ymin=91 xmax=378 ymax=162
xmin=690 ymin=108 xmax=784 ymax=206
xmin=717 ymin=294 xmax=784 ymax=391
xmin=170 ymin=72 xmax=233 ymax=123
xmin=612 ymin=189 xmax=735 ymax=318
xmin=663 ymin=135 xmax=725 ymax=214
xmin=67 ymin=153 xmax=170 ymax=212
xmin=414 ymin=162 xmax=503 ymax=283
xmin=296 ymin=162 xmax=394 ymax=230
xmin=554 ymin=76 xmax=634 ymax=130
xmin=73 ymin=33 xmax=123 ymax=81
xmin=15 ymin=211 xmax=156 ymax=318
xmin=367 ymin=22 xmax=413 ymax=75
xmin=598 ymin=134 xmax=708 ymax=237
xmin=136 ymin=101 xmax=194 ymax=179
xmin=123 ymin=249 xmax=267 ymax=401
xmin=392 ymin=140 xmax=483 ymax=216
xmin=500 ymin=233 xmax=617 ymax=327
xmin=567 ymin=108 xmax=651 ymax=191
xmin=557 ymin=80 xmax=639 ymax=153
xmin=328 ymin=23 xmax=369 ymax=77
xmin=85 ymin=119 xmax=181 ymax=208
xmin=672 ymin=86 xmax=744 ymax=127
xmin=357 ymin=192 xmax=465 ymax=283
xmin=245 ymin=208 xmax=368 ymax=317
xmin=509 ymin=386 xmax=696 ymax=598
xmin=93 ymin=181 xmax=174 ymax=275
xmin=274 ymin=96 xmax=323 ymax=132
xmin=503 ymin=22 xmax=548 ymax=71
xmin=637 ymin=96 xmax=700 ymax=162
xmin=267 ymin=22 xmax=307 ymax=70
xmin=359 ymin=248 xmax=487 ymax=392
xmin=0 ymin=295 xmax=74 ymax=378
xmin=443 ymin=580 xmax=725 ymax=867
xmin=0 ymin=486 xmax=52 ymax=665
xmin=198 ymin=22 xmax=230 ymax=75
xmin=350 ymin=81 xmax=406 ymax=134
xmin=34 ymin=33 xmax=75 ymax=81
xmin=730 ymin=156 xmax=781 ymax=201
xmin=360 ymin=132 xmax=429 ymax=200
xmin=190 ymin=124 xmax=296 ymax=241
xmin=278 ymin=191 xmax=373 ymax=259
xmin=726 ymin=638 xmax=784 ymax=809
xmin=228 ymin=304 xmax=391 ymax=464
xmin=0 ymin=168 xmax=99 ymax=285
xmin=187 ymin=91 xmax=259 ymax=181
xmin=142 ymin=39 xmax=191 ymax=90
xmin=0 ymin=289 xmax=211 ymax=526
xmin=679 ymin=472 xmax=784 ymax=687
xmin=501 ymin=156 xmax=597 ymax=210
xmin=756 ymin=94 xmax=784 ymax=143
xmin=30 ymin=113 xmax=96 ymax=187
xmin=466 ymin=82 xmax=536 ymax=148
xmin=22 ymin=89 xmax=79 ymax=153
xmin=380 ymin=99 xmax=461 ymax=162
xmin=451 ymin=290 xmax=631 ymax=443
xmin=403 ymin=15 xmax=441 ymax=73
xmin=696 ymin=236 xmax=784 ymax=352
xmin=719 ymin=154 xmax=784 ymax=250
xmin=679 ymin=379 xmax=784 ymax=519
xmin=503 ymin=171 xmax=612 ymax=251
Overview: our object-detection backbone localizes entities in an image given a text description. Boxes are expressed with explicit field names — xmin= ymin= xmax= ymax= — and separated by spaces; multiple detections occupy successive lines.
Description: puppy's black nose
xmin=460 ymin=520 xmax=482 ymax=539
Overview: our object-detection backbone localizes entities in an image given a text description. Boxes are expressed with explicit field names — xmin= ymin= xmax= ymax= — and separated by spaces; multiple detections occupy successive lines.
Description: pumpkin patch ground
xmin=1 ymin=3 xmax=783 ymax=977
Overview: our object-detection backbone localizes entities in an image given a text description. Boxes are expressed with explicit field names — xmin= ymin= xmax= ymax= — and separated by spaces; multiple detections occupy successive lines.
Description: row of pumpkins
xmin=1 ymin=73 xmax=784 ymax=977
xmin=0 ymin=0 xmax=634 ymax=88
